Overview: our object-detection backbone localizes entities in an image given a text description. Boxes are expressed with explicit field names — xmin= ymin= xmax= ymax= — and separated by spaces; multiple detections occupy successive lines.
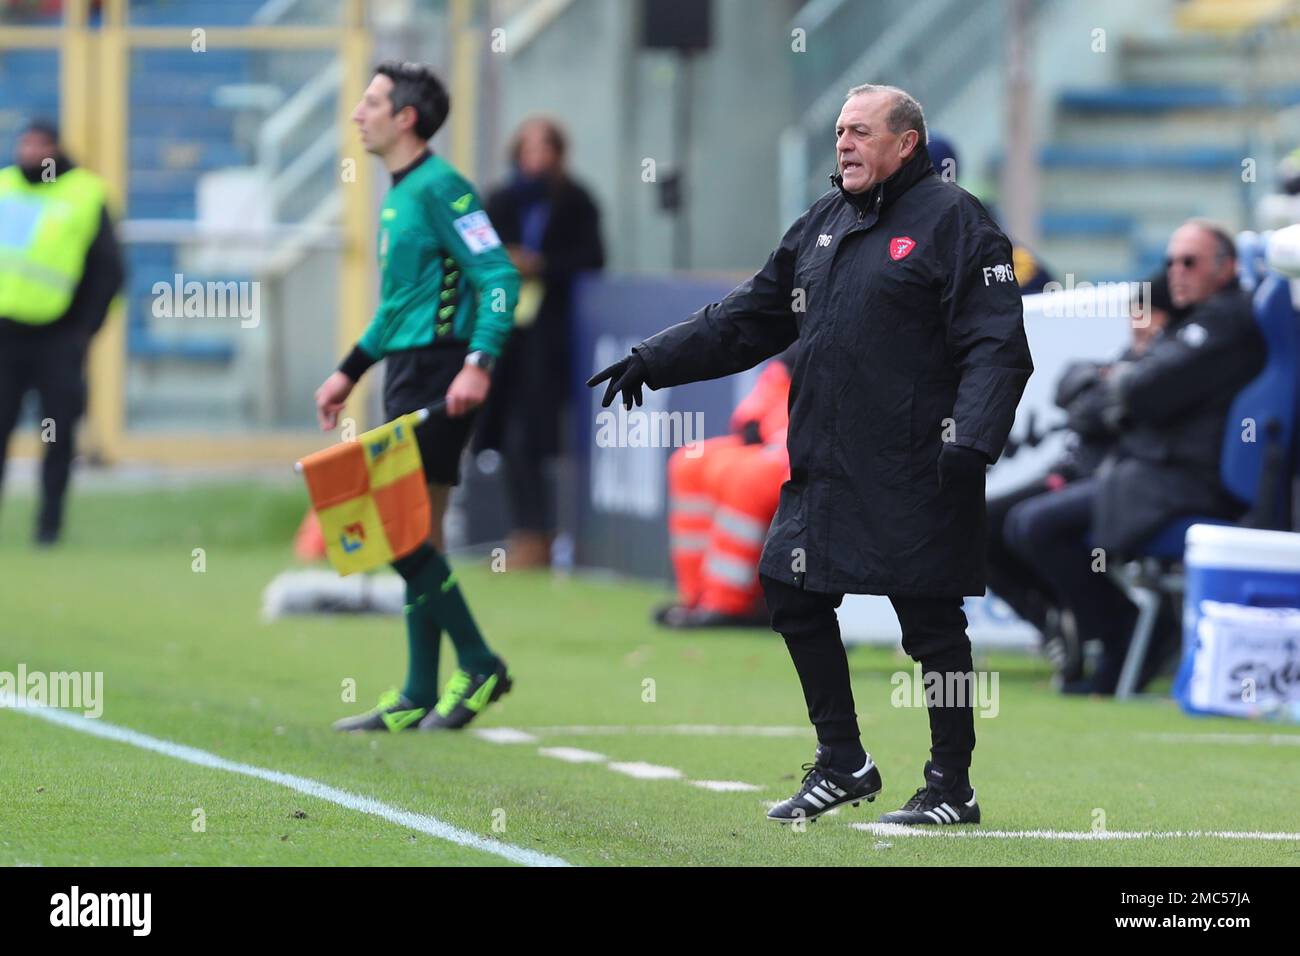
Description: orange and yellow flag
xmin=296 ymin=412 xmax=431 ymax=575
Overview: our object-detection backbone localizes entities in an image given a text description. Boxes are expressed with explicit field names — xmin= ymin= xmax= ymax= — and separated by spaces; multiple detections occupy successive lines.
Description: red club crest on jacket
xmin=890 ymin=236 xmax=916 ymax=261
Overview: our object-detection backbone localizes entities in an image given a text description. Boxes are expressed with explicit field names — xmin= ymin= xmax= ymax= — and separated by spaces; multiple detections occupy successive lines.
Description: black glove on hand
xmin=586 ymin=351 xmax=649 ymax=410
xmin=938 ymin=443 xmax=989 ymax=493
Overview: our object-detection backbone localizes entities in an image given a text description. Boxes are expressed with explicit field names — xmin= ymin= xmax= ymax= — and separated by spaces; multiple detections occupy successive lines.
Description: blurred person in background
xmin=1279 ymin=146 xmax=1300 ymax=197
xmin=657 ymin=349 xmax=794 ymax=630
xmin=476 ymin=117 xmax=605 ymax=569
xmin=988 ymin=271 xmax=1178 ymax=685
xmin=1005 ymin=220 xmax=1265 ymax=695
xmin=0 ymin=119 xmax=123 ymax=546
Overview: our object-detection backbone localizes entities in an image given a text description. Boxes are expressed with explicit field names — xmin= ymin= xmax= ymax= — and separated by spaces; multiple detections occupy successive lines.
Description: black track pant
xmin=0 ymin=334 xmax=86 ymax=537
xmin=760 ymin=573 xmax=977 ymax=770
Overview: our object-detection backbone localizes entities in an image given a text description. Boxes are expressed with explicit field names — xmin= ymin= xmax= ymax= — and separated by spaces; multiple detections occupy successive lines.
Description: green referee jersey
xmin=357 ymin=151 xmax=519 ymax=362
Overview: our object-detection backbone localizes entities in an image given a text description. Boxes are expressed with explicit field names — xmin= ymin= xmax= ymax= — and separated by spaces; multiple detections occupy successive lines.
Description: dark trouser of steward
xmin=0 ymin=332 xmax=86 ymax=543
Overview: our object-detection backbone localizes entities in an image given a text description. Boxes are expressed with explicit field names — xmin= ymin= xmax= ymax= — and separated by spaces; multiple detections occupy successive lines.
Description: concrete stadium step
xmin=125 ymin=381 xmax=247 ymax=431
xmin=125 ymin=289 xmax=247 ymax=364
xmin=124 ymin=262 xmax=179 ymax=298
xmin=128 ymin=137 xmax=249 ymax=171
xmin=1058 ymin=85 xmax=1300 ymax=113
xmin=1040 ymin=143 xmax=1247 ymax=172
xmin=129 ymin=79 xmax=254 ymax=108
xmin=128 ymin=337 xmax=238 ymax=363
xmin=1054 ymin=112 xmax=1265 ymax=147
xmin=125 ymin=195 xmax=199 ymax=219
xmin=1116 ymin=35 xmax=1300 ymax=86
xmin=130 ymin=106 xmax=240 ymax=137
xmin=126 ymin=314 xmax=239 ymax=364
xmin=123 ymin=46 xmax=253 ymax=218
xmin=0 ymin=72 xmax=61 ymax=99
xmin=128 ymin=169 xmax=207 ymax=213
xmin=1052 ymin=86 xmax=1300 ymax=146
xmin=1041 ymin=168 xmax=1245 ymax=227
xmin=1040 ymin=210 xmax=1137 ymax=240
xmin=1034 ymin=235 xmax=1137 ymax=284
xmin=0 ymin=51 xmax=57 ymax=72
xmin=0 ymin=93 xmax=58 ymax=116
xmin=130 ymin=49 xmax=253 ymax=72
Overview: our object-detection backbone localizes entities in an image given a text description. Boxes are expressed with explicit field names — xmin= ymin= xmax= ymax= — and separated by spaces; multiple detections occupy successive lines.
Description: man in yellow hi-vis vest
xmin=0 ymin=120 xmax=123 ymax=545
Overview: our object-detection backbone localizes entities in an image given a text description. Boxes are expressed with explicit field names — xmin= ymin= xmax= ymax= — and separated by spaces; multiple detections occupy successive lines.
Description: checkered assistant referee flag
xmin=296 ymin=412 xmax=431 ymax=575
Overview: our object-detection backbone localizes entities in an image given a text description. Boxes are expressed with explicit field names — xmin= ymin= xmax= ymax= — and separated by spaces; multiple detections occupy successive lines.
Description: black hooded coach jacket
xmin=633 ymin=144 xmax=1034 ymax=596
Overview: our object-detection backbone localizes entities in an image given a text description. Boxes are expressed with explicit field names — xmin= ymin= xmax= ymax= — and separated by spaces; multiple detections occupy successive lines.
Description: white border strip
xmin=521 ymin=724 xmax=810 ymax=738
xmin=607 ymin=761 xmax=683 ymax=780
xmin=853 ymin=823 xmax=1300 ymax=841
xmin=9 ymin=703 xmax=570 ymax=867
xmin=1139 ymin=732 xmax=1300 ymax=747
xmin=691 ymin=780 xmax=763 ymax=792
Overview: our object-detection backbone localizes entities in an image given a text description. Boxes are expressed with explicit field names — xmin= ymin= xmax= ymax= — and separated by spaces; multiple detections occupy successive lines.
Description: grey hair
xmin=1184 ymin=217 xmax=1237 ymax=262
xmin=844 ymin=84 xmax=927 ymax=144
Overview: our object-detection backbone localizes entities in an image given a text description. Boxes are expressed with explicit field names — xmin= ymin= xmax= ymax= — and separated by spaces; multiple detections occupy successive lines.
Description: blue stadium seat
xmin=1219 ymin=273 xmax=1299 ymax=519
xmin=1136 ymin=516 xmax=1230 ymax=561
xmin=2 ymin=36 xmax=252 ymax=365
xmin=121 ymin=42 xmax=252 ymax=362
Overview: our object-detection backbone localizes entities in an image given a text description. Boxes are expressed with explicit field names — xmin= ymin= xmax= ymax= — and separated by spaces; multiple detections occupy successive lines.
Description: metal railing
xmin=256 ymin=59 xmax=342 ymax=223
xmin=496 ymin=0 xmax=577 ymax=58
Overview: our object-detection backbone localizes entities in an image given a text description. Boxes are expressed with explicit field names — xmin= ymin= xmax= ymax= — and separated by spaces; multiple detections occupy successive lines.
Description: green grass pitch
xmin=2 ymin=482 xmax=1297 ymax=866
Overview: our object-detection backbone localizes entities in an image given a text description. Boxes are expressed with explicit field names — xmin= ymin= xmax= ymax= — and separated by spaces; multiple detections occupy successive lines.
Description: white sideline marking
xmin=607 ymin=761 xmax=683 ymax=780
xmin=1140 ymin=732 xmax=1300 ymax=747
xmin=9 ymin=703 xmax=569 ymax=867
xmin=473 ymin=727 xmax=539 ymax=744
xmin=472 ymin=725 xmax=773 ymax=791
xmin=538 ymin=746 xmax=607 ymax=763
xmin=524 ymin=724 xmax=810 ymax=738
xmin=690 ymin=780 xmax=763 ymax=792
xmin=853 ymin=823 xmax=1300 ymax=841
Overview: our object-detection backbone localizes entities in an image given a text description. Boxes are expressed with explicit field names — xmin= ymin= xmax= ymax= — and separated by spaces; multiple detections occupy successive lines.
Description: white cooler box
xmin=1173 ymin=524 xmax=1300 ymax=719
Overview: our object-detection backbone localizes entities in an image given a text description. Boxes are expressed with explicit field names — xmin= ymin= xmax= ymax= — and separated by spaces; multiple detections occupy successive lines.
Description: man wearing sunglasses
xmin=1005 ymin=219 xmax=1265 ymax=695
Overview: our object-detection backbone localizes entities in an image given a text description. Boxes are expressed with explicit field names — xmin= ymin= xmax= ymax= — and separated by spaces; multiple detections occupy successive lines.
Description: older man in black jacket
xmin=1005 ymin=220 xmax=1265 ymax=696
xmin=986 ymin=272 xmax=1180 ymax=686
xmin=589 ymin=85 xmax=1032 ymax=826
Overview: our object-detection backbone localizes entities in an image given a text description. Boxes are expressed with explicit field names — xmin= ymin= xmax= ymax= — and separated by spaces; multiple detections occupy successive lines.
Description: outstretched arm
xmin=588 ymin=211 xmax=807 ymax=408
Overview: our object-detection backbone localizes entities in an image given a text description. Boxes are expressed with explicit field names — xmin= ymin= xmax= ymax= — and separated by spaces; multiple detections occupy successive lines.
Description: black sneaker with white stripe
xmin=766 ymin=745 xmax=882 ymax=823
xmin=878 ymin=760 xmax=980 ymax=826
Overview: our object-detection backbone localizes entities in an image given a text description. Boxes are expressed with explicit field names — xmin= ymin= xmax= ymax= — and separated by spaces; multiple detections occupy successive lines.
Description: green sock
xmin=421 ymin=547 xmax=498 ymax=675
xmin=391 ymin=551 xmax=442 ymax=708
xmin=400 ymin=587 xmax=441 ymax=708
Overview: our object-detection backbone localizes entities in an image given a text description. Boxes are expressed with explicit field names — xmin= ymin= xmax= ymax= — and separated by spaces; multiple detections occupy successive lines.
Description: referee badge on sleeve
xmin=452 ymin=210 xmax=502 ymax=253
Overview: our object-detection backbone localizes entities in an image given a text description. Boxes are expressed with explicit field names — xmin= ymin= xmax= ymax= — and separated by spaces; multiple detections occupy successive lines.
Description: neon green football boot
xmin=332 ymin=689 xmax=428 ymax=733
xmin=418 ymin=661 xmax=513 ymax=730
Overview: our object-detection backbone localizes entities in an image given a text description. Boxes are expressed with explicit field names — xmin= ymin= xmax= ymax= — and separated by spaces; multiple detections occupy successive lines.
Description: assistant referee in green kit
xmin=316 ymin=62 xmax=520 ymax=733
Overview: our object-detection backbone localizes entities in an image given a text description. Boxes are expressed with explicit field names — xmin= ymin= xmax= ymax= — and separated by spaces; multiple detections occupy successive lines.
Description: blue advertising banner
xmin=569 ymin=272 xmax=762 ymax=581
